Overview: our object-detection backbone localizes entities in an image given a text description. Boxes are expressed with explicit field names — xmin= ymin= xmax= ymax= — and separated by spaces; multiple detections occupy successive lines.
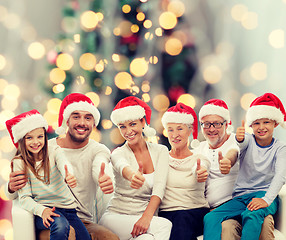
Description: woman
xmin=99 ymin=96 xmax=172 ymax=240
xmin=159 ymin=103 xmax=210 ymax=240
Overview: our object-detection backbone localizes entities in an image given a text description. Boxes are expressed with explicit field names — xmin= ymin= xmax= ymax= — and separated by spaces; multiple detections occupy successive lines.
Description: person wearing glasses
xmin=195 ymin=99 xmax=275 ymax=240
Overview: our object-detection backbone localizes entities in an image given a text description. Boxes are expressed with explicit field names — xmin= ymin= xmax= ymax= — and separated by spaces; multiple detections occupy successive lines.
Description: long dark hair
xmin=13 ymin=128 xmax=50 ymax=184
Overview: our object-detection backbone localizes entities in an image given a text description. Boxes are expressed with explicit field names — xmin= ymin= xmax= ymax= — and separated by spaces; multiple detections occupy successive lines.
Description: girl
xmin=159 ymin=103 xmax=210 ymax=240
xmin=99 ymin=96 xmax=172 ymax=239
xmin=6 ymin=109 xmax=91 ymax=240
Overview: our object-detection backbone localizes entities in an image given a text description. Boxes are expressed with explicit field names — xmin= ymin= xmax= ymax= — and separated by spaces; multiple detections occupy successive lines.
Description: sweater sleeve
xmin=111 ymin=147 xmax=130 ymax=176
xmin=262 ymin=144 xmax=286 ymax=205
xmin=52 ymin=145 xmax=74 ymax=178
xmin=152 ymin=144 xmax=169 ymax=200
xmin=13 ymin=159 xmax=46 ymax=217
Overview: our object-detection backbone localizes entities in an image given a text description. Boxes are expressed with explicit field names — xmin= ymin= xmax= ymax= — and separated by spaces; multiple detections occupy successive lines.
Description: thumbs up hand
xmin=130 ymin=161 xmax=145 ymax=189
xmin=236 ymin=120 xmax=246 ymax=142
xmin=196 ymin=159 xmax=208 ymax=183
xmin=218 ymin=151 xmax=231 ymax=174
xmin=98 ymin=162 xmax=114 ymax=194
xmin=65 ymin=165 xmax=77 ymax=188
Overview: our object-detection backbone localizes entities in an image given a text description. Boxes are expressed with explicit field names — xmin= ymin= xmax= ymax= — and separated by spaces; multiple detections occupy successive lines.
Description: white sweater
xmin=107 ymin=141 xmax=169 ymax=215
xmin=160 ymin=153 xmax=210 ymax=211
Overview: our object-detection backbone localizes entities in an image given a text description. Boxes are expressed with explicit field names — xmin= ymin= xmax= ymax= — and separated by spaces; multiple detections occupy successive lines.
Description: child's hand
xmin=42 ymin=207 xmax=60 ymax=228
xmin=218 ymin=151 xmax=231 ymax=174
xmin=130 ymin=161 xmax=145 ymax=189
xmin=98 ymin=162 xmax=114 ymax=194
xmin=236 ymin=120 xmax=245 ymax=142
xmin=65 ymin=165 xmax=77 ymax=188
xmin=247 ymin=198 xmax=268 ymax=211
xmin=196 ymin=159 xmax=208 ymax=182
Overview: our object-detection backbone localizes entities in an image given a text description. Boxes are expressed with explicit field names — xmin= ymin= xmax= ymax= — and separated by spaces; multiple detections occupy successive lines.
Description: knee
xmin=221 ymin=219 xmax=241 ymax=237
xmin=50 ymin=216 xmax=70 ymax=236
xmin=203 ymin=212 xmax=213 ymax=225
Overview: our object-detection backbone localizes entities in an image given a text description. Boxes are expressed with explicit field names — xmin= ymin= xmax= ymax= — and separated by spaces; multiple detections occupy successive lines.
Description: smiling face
xmin=201 ymin=115 xmax=228 ymax=149
xmin=118 ymin=118 xmax=145 ymax=145
xmin=166 ymin=123 xmax=192 ymax=151
xmin=24 ymin=127 xmax=45 ymax=158
xmin=250 ymin=118 xmax=278 ymax=146
xmin=66 ymin=110 xmax=95 ymax=143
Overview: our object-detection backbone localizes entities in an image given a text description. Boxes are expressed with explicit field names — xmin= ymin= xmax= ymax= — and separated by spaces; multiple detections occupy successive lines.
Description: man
xmin=195 ymin=99 xmax=274 ymax=240
xmin=6 ymin=93 xmax=119 ymax=240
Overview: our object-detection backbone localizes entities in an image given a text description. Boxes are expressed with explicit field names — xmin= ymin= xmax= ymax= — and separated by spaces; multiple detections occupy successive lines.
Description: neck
xmin=58 ymin=133 xmax=89 ymax=149
xmin=170 ymin=145 xmax=192 ymax=159
xmin=256 ymin=137 xmax=273 ymax=147
xmin=128 ymin=136 xmax=147 ymax=153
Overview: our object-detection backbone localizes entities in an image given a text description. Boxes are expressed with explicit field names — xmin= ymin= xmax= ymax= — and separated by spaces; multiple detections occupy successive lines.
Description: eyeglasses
xmin=200 ymin=120 xmax=226 ymax=129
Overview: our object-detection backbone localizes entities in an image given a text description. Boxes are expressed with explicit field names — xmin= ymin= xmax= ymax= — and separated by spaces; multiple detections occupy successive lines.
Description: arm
xmin=131 ymin=195 xmax=161 ymax=237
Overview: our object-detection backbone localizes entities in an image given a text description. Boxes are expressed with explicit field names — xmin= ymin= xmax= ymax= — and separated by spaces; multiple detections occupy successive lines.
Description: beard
xmin=68 ymin=128 xmax=91 ymax=143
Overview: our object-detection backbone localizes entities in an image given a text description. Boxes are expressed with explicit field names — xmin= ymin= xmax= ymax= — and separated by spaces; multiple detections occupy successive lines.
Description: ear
xmin=141 ymin=118 xmax=146 ymax=126
xmin=274 ymin=121 xmax=279 ymax=128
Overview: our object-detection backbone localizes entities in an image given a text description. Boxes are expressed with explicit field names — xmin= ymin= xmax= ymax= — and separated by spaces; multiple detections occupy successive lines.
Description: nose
xmin=78 ymin=116 xmax=86 ymax=126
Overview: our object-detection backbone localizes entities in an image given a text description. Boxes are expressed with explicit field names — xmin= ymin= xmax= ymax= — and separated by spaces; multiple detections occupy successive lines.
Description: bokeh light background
xmin=1 ymin=0 xmax=286 ymax=239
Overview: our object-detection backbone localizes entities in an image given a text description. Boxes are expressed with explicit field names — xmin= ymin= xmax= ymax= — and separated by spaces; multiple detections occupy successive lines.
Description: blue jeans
xmin=159 ymin=207 xmax=209 ymax=240
xmin=35 ymin=207 xmax=91 ymax=240
xmin=203 ymin=191 xmax=279 ymax=240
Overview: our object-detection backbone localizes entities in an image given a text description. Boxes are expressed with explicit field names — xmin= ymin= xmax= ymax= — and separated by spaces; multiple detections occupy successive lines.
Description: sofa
xmin=11 ymin=185 xmax=286 ymax=240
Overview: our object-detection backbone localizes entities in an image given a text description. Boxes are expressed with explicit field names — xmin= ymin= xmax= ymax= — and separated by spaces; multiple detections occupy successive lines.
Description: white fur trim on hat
xmin=199 ymin=104 xmax=230 ymax=122
xmin=12 ymin=114 xmax=48 ymax=143
xmin=111 ymin=105 xmax=145 ymax=125
xmin=161 ymin=112 xmax=194 ymax=129
xmin=246 ymin=105 xmax=285 ymax=127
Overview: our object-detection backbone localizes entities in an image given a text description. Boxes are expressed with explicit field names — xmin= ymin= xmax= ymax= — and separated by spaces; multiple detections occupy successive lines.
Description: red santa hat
xmin=56 ymin=93 xmax=100 ymax=135
xmin=199 ymin=98 xmax=233 ymax=134
xmin=161 ymin=102 xmax=200 ymax=148
xmin=246 ymin=92 xmax=286 ymax=128
xmin=5 ymin=109 xmax=48 ymax=148
xmin=110 ymin=96 xmax=156 ymax=137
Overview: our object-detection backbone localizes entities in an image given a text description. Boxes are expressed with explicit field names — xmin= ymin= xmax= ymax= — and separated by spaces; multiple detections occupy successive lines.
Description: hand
xmin=8 ymin=162 xmax=27 ymax=193
xmin=131 ymin=214 xmax=152 ymax=238
xmin=98 ymin=162 xmax=114 ymax=194
xmin=247 ymin=198 xmax=268 ymax=211
xmin=196 ymin=159 xmax=208 ymax=182
xmin=218 ymin=151 xmax=231 ymax=174
xmin=42 ymin=207 xmax=60 ymax=228
xmin=65 ymin=165 xmax=77 ymax=188
xmin=236 ymin=120 xmax=245 ymax=142
xmin=130 ymin=161 xmax=145 ymax=189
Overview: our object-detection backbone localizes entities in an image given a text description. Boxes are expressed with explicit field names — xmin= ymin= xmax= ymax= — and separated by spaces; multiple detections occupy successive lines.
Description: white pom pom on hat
xmin=110 ymin=96 xmax=156 ymax=137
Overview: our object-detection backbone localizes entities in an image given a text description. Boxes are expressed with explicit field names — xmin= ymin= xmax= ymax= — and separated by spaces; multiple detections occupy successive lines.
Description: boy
xmin=203 ymin=93 xmax=286 ymax=240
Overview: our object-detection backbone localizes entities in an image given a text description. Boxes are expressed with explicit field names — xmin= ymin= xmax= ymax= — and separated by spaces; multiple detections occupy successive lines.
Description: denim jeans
xmin=35 ymin=207 xmax=91 ymax=240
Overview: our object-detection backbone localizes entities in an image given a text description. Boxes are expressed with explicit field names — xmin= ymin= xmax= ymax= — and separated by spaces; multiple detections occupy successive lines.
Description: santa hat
xmin=6 ymin=109 xmax=48 ymax=148
xmin=56 ymin=93 xmax=100 ymax=135
xmin=246 ymin=92 xmax=286 ymax=128
xmin=110 ymin=96 xmax=156 ymax=137
xmin=199 ymin=99 xmax=233 ymax=134
xmin=161 ymin=102 xmax=200 ymax=148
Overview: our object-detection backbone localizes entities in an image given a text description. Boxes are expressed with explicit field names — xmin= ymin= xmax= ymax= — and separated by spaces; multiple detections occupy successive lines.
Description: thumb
xmin=218 ymin=151 xmax=223 ymax=162
xmin=241 ymin=119 xmax=245 ymax=127
xmin=138 ymin=161 xmax=143 ymax=174
xmin=64 ymin=165 xmax=69 ymax=177
xmin=51 ymin=206 xmax=56 ymax=212
xmin=99 ymin=162 xmax=105 ymax=178
xmin=197 ymin=158 xmax=201 ymax=171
